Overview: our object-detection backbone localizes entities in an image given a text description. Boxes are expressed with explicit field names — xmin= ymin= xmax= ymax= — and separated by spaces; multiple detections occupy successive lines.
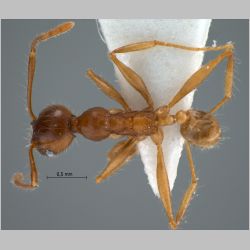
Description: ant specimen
xmin=12 ymin=22 xmax=234 ymax=230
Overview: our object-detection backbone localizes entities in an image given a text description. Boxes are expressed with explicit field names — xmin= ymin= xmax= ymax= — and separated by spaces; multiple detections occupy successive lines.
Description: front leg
xmin=109 ymin=52 xmax=154 ymax=110
xmin=86 ymin=69 xmax=131 ymax=111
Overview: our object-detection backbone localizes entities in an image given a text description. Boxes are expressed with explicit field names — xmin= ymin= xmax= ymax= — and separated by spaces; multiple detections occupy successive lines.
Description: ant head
xmin=31 ymin=105 xmax=75 ymax=156
xmin=179 ymin=110 xmax=221 ymax=149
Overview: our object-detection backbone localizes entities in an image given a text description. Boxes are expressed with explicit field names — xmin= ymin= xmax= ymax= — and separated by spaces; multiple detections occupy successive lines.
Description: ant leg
xmin=109 ymin=134 xmax=122 ymax=139
xmin=107 ymin=139 xmax=136 ymax=161
xmin=86 ymin=69 xmax=131 ymax=111
xmin=166 ymin=45 xmax=234 ymax=110
xmin=12 ymin=144 xmax=39 ymax=189
xmin=109 ymin=108 xmax=124 ymax=114
xmin=208 ymin=51 xmax=234 ymax=113
xmin=107 ymin=140 xmax=127 ymax=160
xmin=109 ymin=52 xmax=154 ymax=110
xmin=111 ymin=40 xmax=234 ymax=112
xmin=175 ymin=141 xmax=198 ymax=226
xmin=112 ymin=40 xmax=233 ymax=54
xmin=27 ymin=22 xmax=75 ymax=121
xmin=96 ymin=138 xmax=138 ymax=184
xmin=151 ymin=129 xmax=177 ymax=230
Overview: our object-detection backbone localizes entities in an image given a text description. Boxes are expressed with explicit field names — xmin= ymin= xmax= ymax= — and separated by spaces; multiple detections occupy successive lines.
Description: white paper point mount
xmin=99 ymin=19 xmax=211 ymax=196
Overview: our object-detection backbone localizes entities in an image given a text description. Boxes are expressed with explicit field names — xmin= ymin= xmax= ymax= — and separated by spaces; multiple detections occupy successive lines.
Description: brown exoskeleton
xmin=12 ymin=22 xmax=234 ymax=230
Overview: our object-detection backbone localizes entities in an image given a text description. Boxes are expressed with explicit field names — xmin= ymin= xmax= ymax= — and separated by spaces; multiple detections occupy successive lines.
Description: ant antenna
xmin=27 ymin=22 xmax=75 ymax=121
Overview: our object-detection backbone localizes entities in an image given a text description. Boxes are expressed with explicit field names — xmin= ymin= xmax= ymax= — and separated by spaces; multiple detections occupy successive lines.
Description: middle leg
xmin=107 ymin=139 xmax=136 ymax=160
xmin=96 ymin=137 xmax=138 ymax=184
xmin=110 ymin=40 xmax=234 ymax=112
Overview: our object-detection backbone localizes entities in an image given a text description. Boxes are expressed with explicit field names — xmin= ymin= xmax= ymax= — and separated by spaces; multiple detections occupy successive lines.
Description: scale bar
xmin=46 ymin=176 xmax=87 ymax=179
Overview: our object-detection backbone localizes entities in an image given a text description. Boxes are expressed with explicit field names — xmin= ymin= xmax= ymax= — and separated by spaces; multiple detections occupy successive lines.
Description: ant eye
xmin=45 ymin=150 xmax=54 ymax=158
